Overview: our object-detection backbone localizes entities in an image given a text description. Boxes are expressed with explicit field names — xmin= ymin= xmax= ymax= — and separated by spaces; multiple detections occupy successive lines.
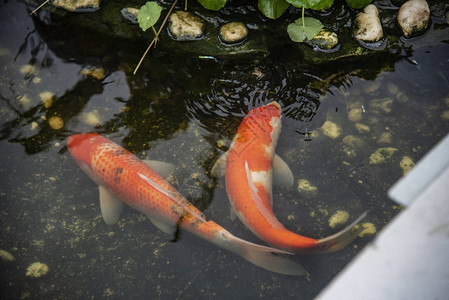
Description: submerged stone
xmin=52 ymin=0 xmax=100 ymax=11
xmin=120 ymin=8 xmax=140 ymax=24
xmin=328 ymin=210 xmax=349 ymax=228
xmin=219 ymin=22 xmax=249 ymax=44
xmin=168 ymin=11 xmax=205 ymax=41
xmin=359 ymin=222 xmax=377 ymax=237
xmin=400 ymin=156 xmax=415 ymax=175
xmin=0 ymin=249 xmax=15 ymax=262
xmin=348 ymin=107 xmax=363 ymax=122
xmin=397 ymin=0 xmax=430 ymax=38
xmin=369 ymin=97 xmax=394 ymax=114
xmin=26 ymin=262 xmax=49 ymax=278
xmin=369 ymin=147 xmax=398 ymax=164
xmin=354 ymin=4 xmax=383 ymax=43
xmin=309 ymin=29 xmax=338 ymax=50
xmin=297 ymin=179 xmax=318 ymax=198
xmin=321 ymin=120 xmax=342 ymax=139
xmin=378 ymin=132 xmax=393 ymax=143
xmin=80 ymin=67 xmax=105 ymax=80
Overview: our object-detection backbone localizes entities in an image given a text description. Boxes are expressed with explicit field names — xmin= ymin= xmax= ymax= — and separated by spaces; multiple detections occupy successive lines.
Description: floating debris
xmin=79 ymin=110 xmax=101 ymax=126
xmin=328 ymin=210 xmax=349 ymax=228
xmin=19 ymin=64 xmax=37 ymax=77
xmin=48 ymin=116 xmax=64 ymax=130
xmin=19 ymin=94 xmax=32 ymax=110
xmin=26 ymin=262 xmax=49 ymax=278
xmin=30 ymin=121 xmax=38 ymax=131
xmin=39 ymin=91 xmax=55 ymax=108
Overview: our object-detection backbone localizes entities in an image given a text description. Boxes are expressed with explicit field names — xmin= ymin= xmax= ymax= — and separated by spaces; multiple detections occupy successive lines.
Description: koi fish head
xmin=245 ymin=101 xmax=281 ymax=128
xmin=68 ymin=133 xmax=111 ymax=182
xmin=68 ymin=133 xmax=104 ymax=165
xmin=234 ymin=101 xmax=282 ymax=151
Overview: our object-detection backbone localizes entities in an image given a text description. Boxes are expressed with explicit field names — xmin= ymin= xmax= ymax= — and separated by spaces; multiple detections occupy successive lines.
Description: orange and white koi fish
xmin=212 ymin=102 xmax=366 ymax=253
xmin=68 ymin=133 xmax=305 ymax=275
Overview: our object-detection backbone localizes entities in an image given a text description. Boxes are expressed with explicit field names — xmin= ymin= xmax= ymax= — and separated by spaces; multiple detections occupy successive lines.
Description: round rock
xmin=354 ymin=4 xmax=383 ymax=43
xmin=309 ymin=29 xmax=338 ymax=50
xmin=397 ymin=0 xmax=430 ymax=38
xmin=168 ymin=11 xmax=205 ymax=41
xmin=219 ymin=22 xmax=249 ymax=44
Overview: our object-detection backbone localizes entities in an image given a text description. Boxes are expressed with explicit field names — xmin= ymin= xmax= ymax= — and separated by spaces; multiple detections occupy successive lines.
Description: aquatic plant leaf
xmin=258 ymin=0 xmax=290 ymax=19
xmin=197 ymin=0 xmax=227 ymax=11
xmin=345 ymin=0 xmax=371 ymax=9
xmin=287 ymin=17 xmax=323 ymax=42
xmin=287 ymin=0 xmax=333 ymax=10
xmin=138 ymin=1 xmax=162 ymax=32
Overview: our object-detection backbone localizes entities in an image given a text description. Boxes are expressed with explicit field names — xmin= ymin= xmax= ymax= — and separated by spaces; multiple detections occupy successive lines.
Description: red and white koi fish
xmin=212 ymin=102 xmax=366 ymax=253
xmin=67 ymin=133 xmax=305 ymax=275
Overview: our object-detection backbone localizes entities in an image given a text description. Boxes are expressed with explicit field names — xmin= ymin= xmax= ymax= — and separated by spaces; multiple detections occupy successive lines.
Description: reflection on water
xmin=1 ymin=0 xmax=449 ymax=299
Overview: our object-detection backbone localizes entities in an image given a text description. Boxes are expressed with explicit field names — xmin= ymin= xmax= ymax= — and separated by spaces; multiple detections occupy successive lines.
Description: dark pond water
xmin=1 ymin=0 xmax=449 ymax=299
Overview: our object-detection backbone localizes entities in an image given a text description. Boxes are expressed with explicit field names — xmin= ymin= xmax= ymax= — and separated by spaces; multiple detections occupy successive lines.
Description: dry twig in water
xmin=133 ymin=0 xmax=179 ymax=75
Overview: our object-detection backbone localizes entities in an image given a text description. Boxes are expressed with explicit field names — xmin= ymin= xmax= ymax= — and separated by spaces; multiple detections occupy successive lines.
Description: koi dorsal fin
xmin=99 ymin=185 xmax=124 ymax=225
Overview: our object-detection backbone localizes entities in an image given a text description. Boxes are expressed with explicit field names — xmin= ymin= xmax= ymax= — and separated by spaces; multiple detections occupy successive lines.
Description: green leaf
xmin=345 ymin=0 xmax=371 ymax=9
xmin=196 ymin=0 xmax=227 ymax=11
xmin=258 ymin=0 xmax=290 ymax=19
xmin=138 ymin=2 xmax=162 ymax=32
xmin=286 ymin=0 xmax=333 ymax=10
xmin=287 ymin=17 xmax=323 ymax=42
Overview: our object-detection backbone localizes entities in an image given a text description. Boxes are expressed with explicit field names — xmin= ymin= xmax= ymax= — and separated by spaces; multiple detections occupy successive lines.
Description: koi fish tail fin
xmin=316 ymin=212 xmax=368 ymax=253
xmin=227 ymin=236 xmax=306 ymax=276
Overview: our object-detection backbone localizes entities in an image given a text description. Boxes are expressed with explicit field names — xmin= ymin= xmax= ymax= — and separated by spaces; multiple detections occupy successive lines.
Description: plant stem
xmin=30 ymin=0 xmax=50 ymax=15
xmin=302 ymin=7 xmax=305 ymax=27
xmin=151 ymin=26 xmax=159 ymax=47
xmin=133 ymin=0 xmax=179 ymax=75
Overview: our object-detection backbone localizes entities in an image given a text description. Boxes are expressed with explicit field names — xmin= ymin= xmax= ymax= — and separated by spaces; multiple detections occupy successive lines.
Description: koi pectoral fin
xmin=272 ymin=154 xmax=294 ymax=189
xmin=210 ymin=151 xmax=228 ymax=177
xmin=148 ymin=215 xmax=177 ymax=236
xmin=99 ymin=185 xmax=124 ymax=225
